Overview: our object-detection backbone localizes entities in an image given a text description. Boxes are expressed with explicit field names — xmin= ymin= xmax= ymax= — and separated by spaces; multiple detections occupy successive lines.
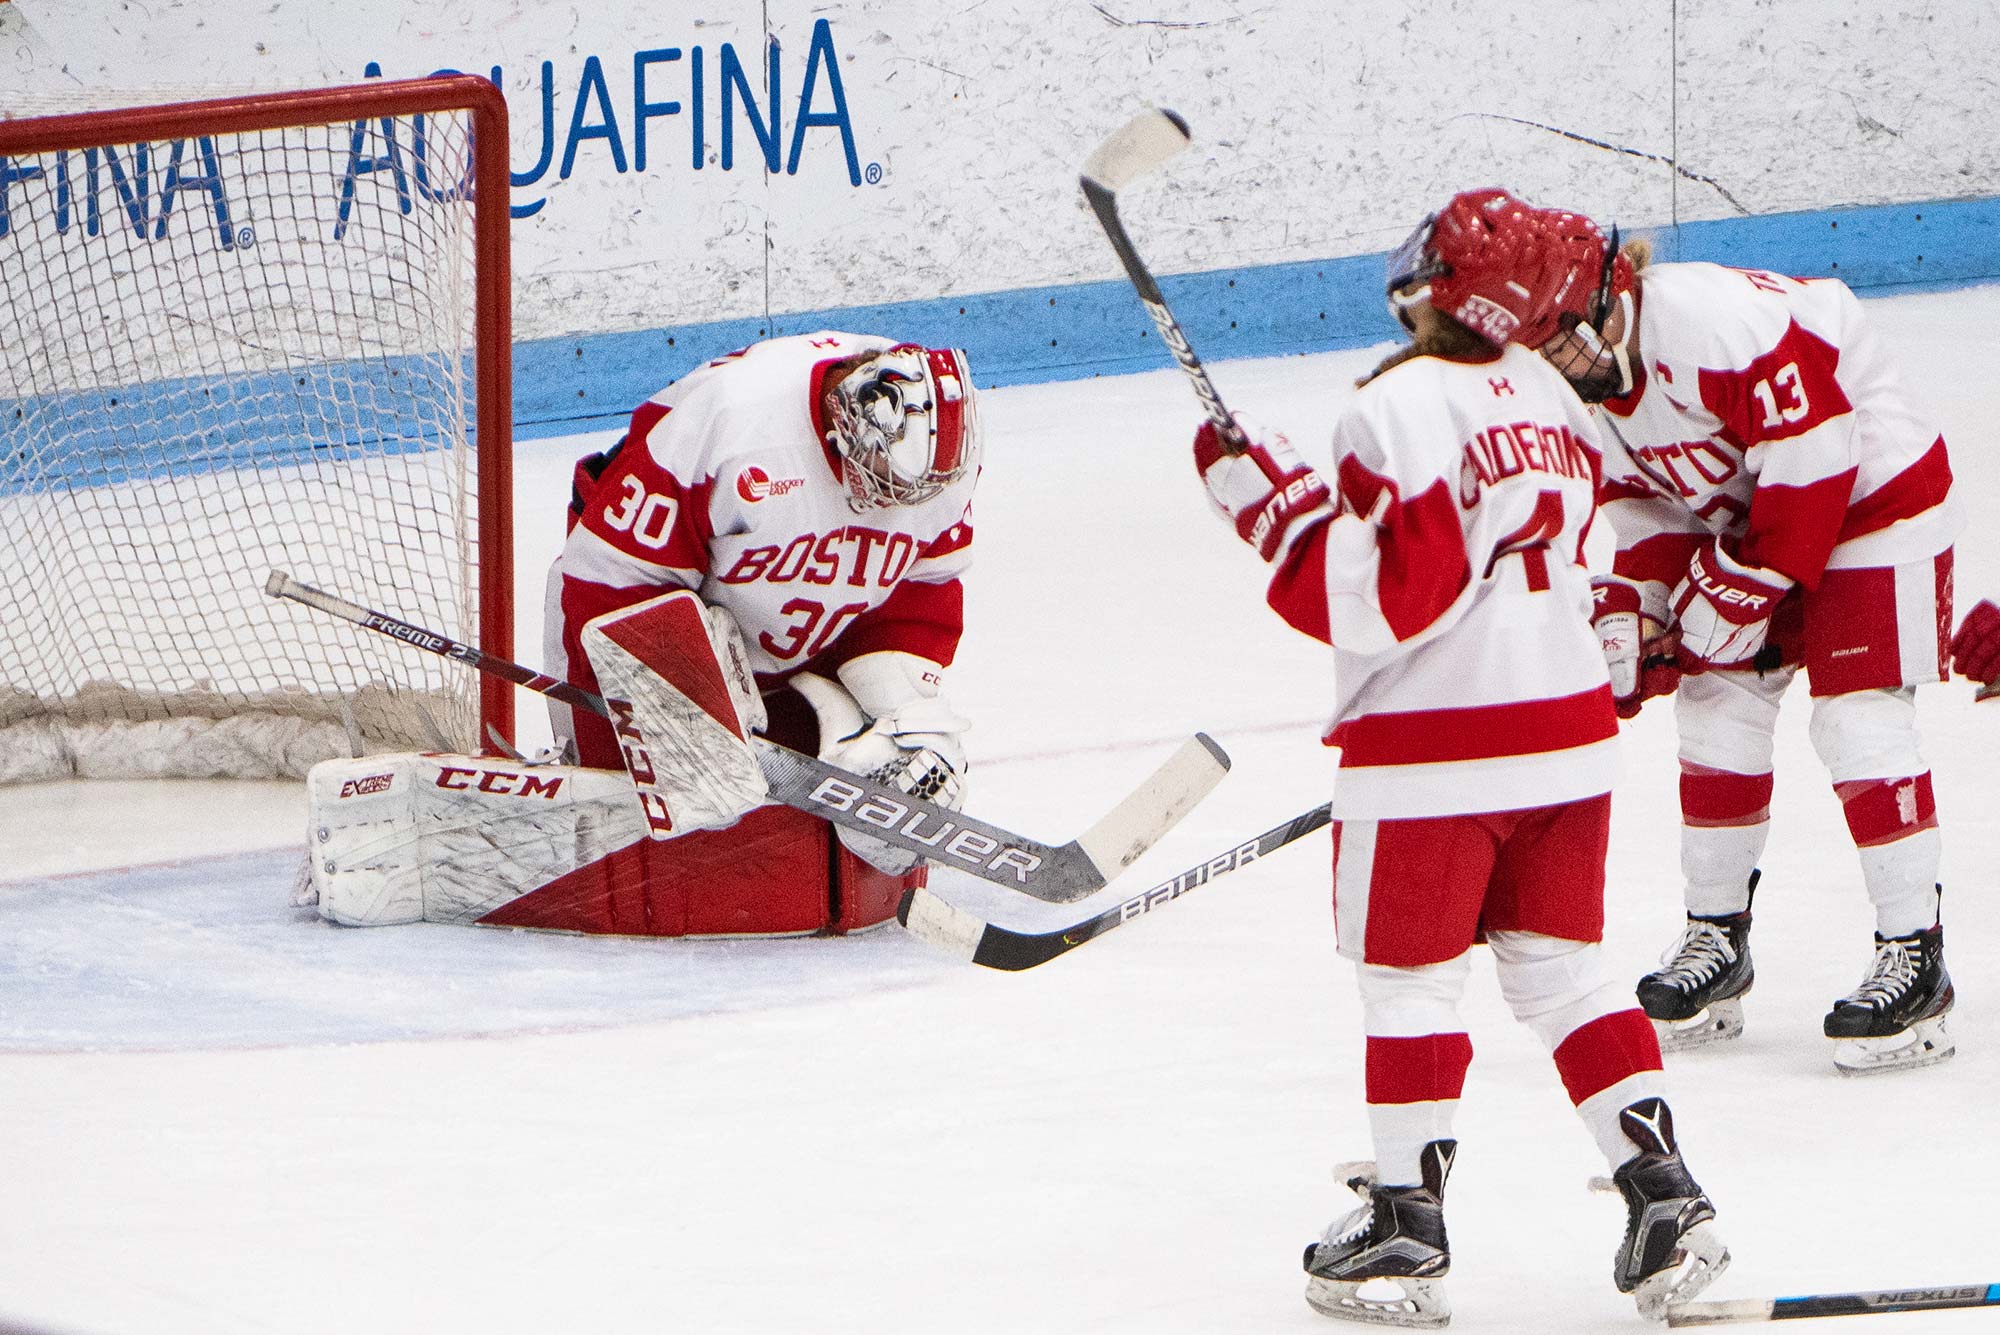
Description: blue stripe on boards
xmin=11 ymin=194 xmax=2000 ymax=479
xmin=514 ymin=195 xmax=2000 ymax=438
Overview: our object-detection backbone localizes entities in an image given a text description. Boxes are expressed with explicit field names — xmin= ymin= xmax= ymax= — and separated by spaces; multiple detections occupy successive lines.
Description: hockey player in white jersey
xmin=1194 ymin=189 xmax=1724 ymax=1326
xmin=295 ymin=334 xmax=981 ymax=937
xmin=534 ymin=331 xmax=981 ymax=936
xmin=1524 ymin=205 xmax=1959 ymax=1074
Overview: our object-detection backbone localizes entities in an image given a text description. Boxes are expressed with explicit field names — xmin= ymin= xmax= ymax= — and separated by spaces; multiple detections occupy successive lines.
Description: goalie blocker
xmin=303 ymin=590 xmax=925 ymax=936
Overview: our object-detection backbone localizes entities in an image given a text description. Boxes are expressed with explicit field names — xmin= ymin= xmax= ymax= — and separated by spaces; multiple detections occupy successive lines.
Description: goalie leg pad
xmin=479 ymin=803 xmax=832 ymax=937
xmin=306 ymin=753 xmax=646 ymax=926
xmin=582 ymin=590 xmax=770 ymax=838
xmin=309 ymin=753 xmax=885 ymax=936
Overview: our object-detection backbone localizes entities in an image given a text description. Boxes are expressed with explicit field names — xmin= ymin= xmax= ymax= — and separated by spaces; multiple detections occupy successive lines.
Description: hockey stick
xmin=1668 ymin=1282 xmax=2000 ymax=1325
xmin=1080 ymin=108 xmax=1248 ymax=454
xmin=265 ymin=571 xmax=1228 ymax=902
xmin=898 ymin=802 xmax=1331 ymax=970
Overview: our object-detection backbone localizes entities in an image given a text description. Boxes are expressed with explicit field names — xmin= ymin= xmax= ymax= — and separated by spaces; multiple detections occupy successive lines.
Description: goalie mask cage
xmin=0 ymin=76 xmax=513 ymax=783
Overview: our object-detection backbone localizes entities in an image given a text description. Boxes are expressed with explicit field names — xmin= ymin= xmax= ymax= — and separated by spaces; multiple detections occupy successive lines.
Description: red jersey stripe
xmin=1840 ymin=435 xmax=1953 ymax=544
xmin=1327 ymin=685 xmax=1617 ymax=766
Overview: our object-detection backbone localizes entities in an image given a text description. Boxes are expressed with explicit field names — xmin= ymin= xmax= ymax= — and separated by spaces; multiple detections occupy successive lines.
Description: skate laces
xmin=1321 ymin=1201 xmax=1374 ymax=1250
xmin=1840 ymin=937 xmax=1919 ymax=1009
xmin=1654 ymin=919 xmax=1736 ymax=988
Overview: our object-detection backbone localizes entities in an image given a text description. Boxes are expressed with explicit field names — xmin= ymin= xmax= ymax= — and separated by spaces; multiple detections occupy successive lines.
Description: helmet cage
xmin=825 ymin=345 xmax=979 ymax=510
xmin=1588 ymin=224 xmax=1622 ymax=331
xmin=1384 ymin=214 xmax=1448 ymax=331
xmin=1542 ymin=224 xmax=1633 ymax=402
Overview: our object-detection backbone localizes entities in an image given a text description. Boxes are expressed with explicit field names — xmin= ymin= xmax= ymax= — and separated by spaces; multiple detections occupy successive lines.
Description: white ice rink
xmin=5 ymin=287 xmax=2000 ymax=1334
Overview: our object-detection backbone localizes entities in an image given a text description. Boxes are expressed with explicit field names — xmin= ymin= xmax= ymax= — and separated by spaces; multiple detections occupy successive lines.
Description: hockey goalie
xmin=299 ymin=331 xmax=981 ymax=937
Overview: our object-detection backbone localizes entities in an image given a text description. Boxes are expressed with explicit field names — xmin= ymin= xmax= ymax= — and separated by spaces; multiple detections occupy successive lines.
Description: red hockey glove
xmin=1192 ymin=417 xmax=1333 ymax=563
xmin=1593 ymin=578 xmax=1681 ymax=717
xmin=1669 ymin=541 xmax=1791 ymax=671
xmin=1950 ymin=598 xmax=2000 ymax=695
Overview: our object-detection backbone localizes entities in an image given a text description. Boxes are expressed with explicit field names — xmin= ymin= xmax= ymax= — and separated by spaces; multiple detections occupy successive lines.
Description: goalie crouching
xmin=301 ymin=332 xmax=981 ymax=936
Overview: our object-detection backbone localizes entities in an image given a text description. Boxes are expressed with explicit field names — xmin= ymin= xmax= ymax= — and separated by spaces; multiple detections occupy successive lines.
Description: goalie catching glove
xmin=1669 ymin=540 xmax=1791 ymax=671
xmin=793 ymin=651 xmax=970 ymax=874
xmin=1192 ymin=415 xmax=1334 ymax=563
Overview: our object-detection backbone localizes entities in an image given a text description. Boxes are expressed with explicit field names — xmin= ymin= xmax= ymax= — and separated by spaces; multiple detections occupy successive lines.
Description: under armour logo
xmin=809 ymin=337 xmax=841 ymax=348
xmin=1896 ymin=781 xmax=1919 ymax=826
xmin=1488 ymin=377 xmax=1515 ymax=397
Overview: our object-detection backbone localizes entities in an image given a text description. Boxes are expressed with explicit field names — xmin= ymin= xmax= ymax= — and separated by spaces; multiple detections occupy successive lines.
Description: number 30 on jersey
xmin=601 ymin=477 xmax=679 ymax=549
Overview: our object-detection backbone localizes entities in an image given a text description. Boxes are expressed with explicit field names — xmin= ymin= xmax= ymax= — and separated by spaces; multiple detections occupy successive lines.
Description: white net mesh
xmin=0 ymin=93 xmax=497 ymax=782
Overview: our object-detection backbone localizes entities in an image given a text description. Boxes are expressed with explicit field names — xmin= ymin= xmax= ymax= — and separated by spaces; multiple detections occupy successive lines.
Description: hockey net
xmin=0 ymin=77 xmax=513 ymax=783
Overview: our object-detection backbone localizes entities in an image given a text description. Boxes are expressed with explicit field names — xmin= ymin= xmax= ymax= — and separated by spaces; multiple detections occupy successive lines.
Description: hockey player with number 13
xmin=1530 ymin=204 xmax=1960 ymax=1074
xmin=1191 ymin=189 xmax=1726 ymax=1327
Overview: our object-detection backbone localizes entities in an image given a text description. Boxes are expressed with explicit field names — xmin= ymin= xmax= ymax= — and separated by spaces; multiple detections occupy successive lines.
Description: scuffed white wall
xmin=4 ymin=0 xmax=1996 ymax=343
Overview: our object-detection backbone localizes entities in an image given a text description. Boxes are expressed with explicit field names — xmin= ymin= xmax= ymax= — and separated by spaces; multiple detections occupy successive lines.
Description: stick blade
xmin=1080 ymin=108 xmax=1191 ymax=193
xmin=1665 ymin=1298 xmax=1773 ymax=1327
xmin=896 ymin=887 xmax=987 ymax=962
xmin=1072 ymin=733 xmax=1229 ymax=878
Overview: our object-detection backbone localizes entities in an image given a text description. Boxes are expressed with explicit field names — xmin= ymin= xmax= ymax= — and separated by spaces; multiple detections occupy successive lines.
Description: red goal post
xmin=0 ymin=76 xmax=514 ymax=782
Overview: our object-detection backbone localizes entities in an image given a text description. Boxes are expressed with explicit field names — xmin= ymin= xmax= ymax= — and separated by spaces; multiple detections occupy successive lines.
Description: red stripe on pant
xmin=1365 ymin=1033 xmax=1474 ymax=1105
xmin=1835 ymin=773 xmax=1938 ymax=848
xmin=1680 ymin=762 xmax=1774 ymax=829
xmin=1551 ymin=1010 xmax=1662 ymax=1106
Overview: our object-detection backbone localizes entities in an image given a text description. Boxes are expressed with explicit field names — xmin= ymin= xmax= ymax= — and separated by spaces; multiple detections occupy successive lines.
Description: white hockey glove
xmin=1192 ymin=415 xmax=1334 ymax=564
xmin=1592 ymin=576 xmax=1680 ymax=718
xmin=1669 ymin=541 xmax=1791 ymax=671
xmin=792 ymin=651 xmax=970 ymax=874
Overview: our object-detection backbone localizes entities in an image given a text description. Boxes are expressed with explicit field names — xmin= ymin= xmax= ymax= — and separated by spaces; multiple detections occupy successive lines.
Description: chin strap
xmin=1582 ymin=289 xmax=1637 ymax=396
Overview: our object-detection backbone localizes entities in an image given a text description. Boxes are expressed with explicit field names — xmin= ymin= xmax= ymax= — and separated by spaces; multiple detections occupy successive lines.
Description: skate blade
xmin=1306 ymin=1275 xmax=1450 ymax=1328
xmin=1831 ymin=1013 xmax=1955 ymax=1076
xmin=1640 ymin=1222 xmax=1729 ymax=1321
xmin=1652 ymin=998 xmax=1744 ymax=1053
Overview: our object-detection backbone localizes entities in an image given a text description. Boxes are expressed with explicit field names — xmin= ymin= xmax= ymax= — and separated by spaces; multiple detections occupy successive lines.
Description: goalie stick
xmin=265 ymin=571 xmax=1227 ymax=902
xmin=898 ymin=802 xmax=1331 ymax=970
xmin=1667 ymin=1282 xmax=2000 ymax=1326
xmin=1080 ymin=107 xmax=1248 ymax=454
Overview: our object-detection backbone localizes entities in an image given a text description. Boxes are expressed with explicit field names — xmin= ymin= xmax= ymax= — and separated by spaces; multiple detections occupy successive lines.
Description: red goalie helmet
xmin=1385 ymin=187 xmax=1587 ymax=349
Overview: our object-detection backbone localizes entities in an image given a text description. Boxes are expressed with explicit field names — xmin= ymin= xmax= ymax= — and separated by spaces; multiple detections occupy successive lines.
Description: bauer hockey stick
xmin=1080 ymin=107 xmax=1249 ymax=454
xmin=266 ymin=571 xmax=1228 ymax=902
xmin=898 ymin=801 xmax=1331 ymax=970
xmin=1668 ymin=1282 xmax=2000 ymax=1326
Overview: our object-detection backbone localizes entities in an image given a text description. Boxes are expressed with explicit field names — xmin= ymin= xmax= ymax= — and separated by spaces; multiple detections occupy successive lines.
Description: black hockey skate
xmin=1635 ymin=873 xmax=1756 ymax=1051
xmin=1610 ymin=1099 xmax=1729 ymax=1320
xmin=1303 ymin=1140 xmax=1453 ymax=1328
xmin=1824 ymin=920 xmax=1954 ymax=1075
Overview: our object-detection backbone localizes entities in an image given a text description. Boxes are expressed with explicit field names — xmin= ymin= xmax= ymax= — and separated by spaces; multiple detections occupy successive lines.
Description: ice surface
xmin=4 ymin=288 xmax=2000 ymax=1333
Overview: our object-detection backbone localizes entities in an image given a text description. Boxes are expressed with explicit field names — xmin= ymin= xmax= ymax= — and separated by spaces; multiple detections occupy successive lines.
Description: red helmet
xmin=1536 ymin=207 xmax=1641 ymax=400
xmin=1385 ymin=188 xmax=1587 ymax=348
xmin=1539 ymin=207 xmax=1636 ymax=335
